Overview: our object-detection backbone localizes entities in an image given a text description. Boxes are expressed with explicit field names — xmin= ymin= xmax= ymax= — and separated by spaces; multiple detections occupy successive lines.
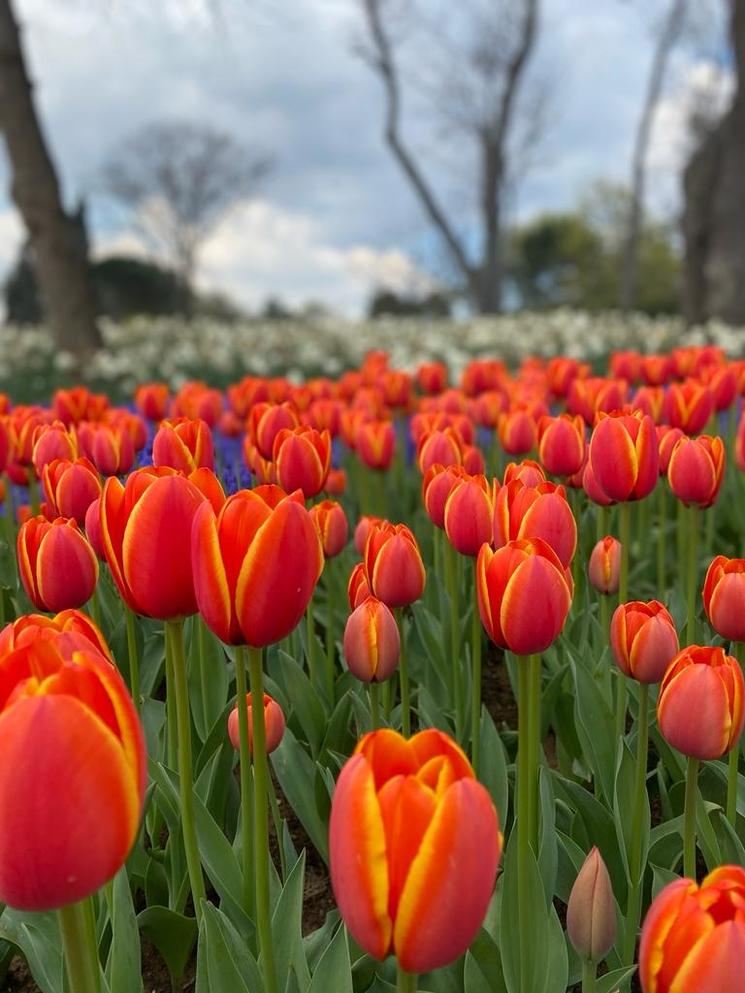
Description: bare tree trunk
xmin=0 ymin=0 xmax=101 ymax=355
xmin=619 ymin=0 xmax=686 ymax=312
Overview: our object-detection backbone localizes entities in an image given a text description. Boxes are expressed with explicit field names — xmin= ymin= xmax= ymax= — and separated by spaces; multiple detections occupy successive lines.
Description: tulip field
xmin=0 ymin=344 xmax=744 ymax=993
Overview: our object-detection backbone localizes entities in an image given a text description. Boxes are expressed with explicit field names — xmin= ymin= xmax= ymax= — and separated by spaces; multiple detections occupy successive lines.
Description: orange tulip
xmin=227 ymin=692 xmax=285 ymax=754
xmin=273 ymin=426 xmax=331 ymax=498
xmin=0 ymin=608 xmax=111 ymax=660
xmin=191 ymin=486 xmax=323 ymax=646
xmin=42 ymin=457 xmax=101 ymax=527
xmin=247 ymin=401 xmax=299 ymax=460
xmin=101 ymin=467 xmax=215 ymax=619
xmin=329 ymin=728 xmax=501 ymax=973
xmin=134 ymin=382 xmax=170 ymax=421
xmin=31 ymin=421 xmax=78 ymax=476
xmin=364 ymin=522 xmax=426 ymax=608
xmin=0 ymin=632 xmax=146 ymax=910
xmin=17 ymin=517 xmax=98 ymax=612
xmin=348 ymin=561 xmax=372 ymax=609
xmin=422 ymin=464 xmax=468 ymax=529
xmin=443 ymin=474 xmax=495 ymax=557
xmin=537 ymin=414 xmax=586 ymax=477
xmin=492 ymin=479 xmax=577 ymax=568
xmin=588 ymin=536 xmax=621 ymax=595
xmin=667 ymin=434 xmax=725 ymax=508
xmin=497 ymin=408 xmax=537 ymax=456
xmin=343 ymin=597 xmax=400 ymax=682
xmin=639 ymin=866 xmax=745 ymax=993
xmin=610 ymin=600 xmax=679 ymax=683
xmin=658 ymin=646 xmax=744 ymax=759
xmin=152 ymin=417 xmax=214 ymax=473
xmin=79 ymin=421 xmax=135 ymax=477
xmin=309 ymin=499 xmax=348 ymax=558
xmin=417 ymin=427 xmax=463 ymax=474
xmin=477 ymin=537 xmax=572 ymax=654
xmin=703 ymin=556 xmax=745 ymax=642
xmin=416 ymin=361 xmax=448 ymax=395
xmin=663 ymin=379 xmax=714 ymax=435
xmin=503 ymin=458 xmax=546 ymax=488
xmin=356 ymin=419 xmax=396 ymax=471
xmin=588 ymin=410 xmax=658 ymax=502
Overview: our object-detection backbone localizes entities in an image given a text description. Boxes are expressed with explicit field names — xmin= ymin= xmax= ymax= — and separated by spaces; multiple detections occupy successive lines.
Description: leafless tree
xmin=0 ymin=0 xmax=101 ymax=355
xmin=619 ymin=0 xmax=687 ymax=312
xmin=359 ymin=0 xmax=540 ymax=314
xmin=101 ymin=120 xmax=271 ymax=293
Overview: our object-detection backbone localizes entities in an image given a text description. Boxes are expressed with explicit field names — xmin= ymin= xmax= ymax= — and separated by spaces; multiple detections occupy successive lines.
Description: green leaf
xmin=464 ymin=927 xmax=507 ymax=993
xmin=277 ymin=650 xmax=326 ymax=756
xmin=538 ymin=768 xmax=557 ymax=905
xmin=106 ymin=869 xmax=142 ymax=993
xmin=137 ymin=906 xmax=197 ymax=990
xmin=596 ymin=965 xmax=638 ymax=993
xmin=613 ymin=740 xmax=650 ymax=887
xmin=307 ymin=923 xmax=352 ymax=993
xmin=0 ymin=907 xmax=62 ymax=993
xmin=187 ymin=618 xmax=230 ymax=743
xmin=272 ymin=852 xmax=311 ymax=993
xmin=650 ymin=864 xmax=680 ymax=902
xmin=197 ymin=902 xmax=264 ymax=993
xmin=271 ymin=730 xmax=329 ymax=862
xmin=569 ymin=653 xmax=616 ymax=804
xmin=499 ymin=833 xmax=550 ymax=993
xmin=545 ymin=903 xmax=569 ymax=993
xmin=479 ymin=712 xmax=510 ymax=828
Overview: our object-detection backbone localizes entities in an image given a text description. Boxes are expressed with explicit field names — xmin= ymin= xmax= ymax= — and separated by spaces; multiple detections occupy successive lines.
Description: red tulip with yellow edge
xmin=667 ymin=434 xmax=725 ymax=508
xmin=588 ymin=536 xmax=621 ymax=595
xmin=329 ymin=728 xmax=502 ymax=974
xmin=247 ymin=401 xmax=299 ymax=460
xmin=227 ymin=693 xmax=285 ymax=754
xmin=703 ymin=555 xmax=745 ymax=641
xmin=273 ymin=425 xmax=331 ymax=498
xmin=191 ymin=486 xmax=323 ymax=646
xmin=343 ymin=597 xmax=400 ymax=683
xmin=152 ymin=417 xmax=215 ymax=473
xmin=443 ymin=474 xmax=495 ymax=558
xmin=588 ymin=410 xmax=658 ymax=503
xmin=134 ymin=382 xmax=169 ymax=421
xmin=639 ymin=866 xmax=745 ymax=993
xmin=492 ymin=479 xmax=577 ymax=568
xmin=348 ymin=561 xmax=371 ymax=609
xmin=497 ymin=407 xmax=537 ymax=456
xmin=364 ymin=522 xmax=425 ymax=608
xmin=309 ymin=499 xmax=348 ymax=558
xmin=42 ymin=457 xmax=101 ymax=527
xmin=17 ymin=517 xmax=99 ymax=613
xmin=610 ymin=600 xmax=679 ymax=683
xmin=537 ymin=413 xmax=586 ymax=477
xmin=416 ymin=361 xmax=447 ymax=395
xmin=422 ymin=464 xmax=468 ymax=529
xmin=0 ymin=608 xmax=111 ymax=661
xmin=356 ymin=419 xmax=396 ymax=471
xmin=0 ymin=633 xmax=146 ymax=910
xmin=52 ymin=387 xmax=108 ymax=425
xmin=503 ymin=458 xmax=546 ymax=487
xmin=567 ymin=376 xmax=627 ymax=425
xmin=663 ymin=378 xmax=714 ymax=435
xmin=416 ymin=427 xmax=463 ymax=474
xmin=80 ymin=421 xmax=135 ymax=477
xmin=31 ymin=421 xmax=78 ymax=477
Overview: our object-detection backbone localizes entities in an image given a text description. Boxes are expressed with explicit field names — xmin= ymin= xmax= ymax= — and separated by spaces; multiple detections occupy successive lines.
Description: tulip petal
xmin=669 ymin=920 xmax=745 ymax=993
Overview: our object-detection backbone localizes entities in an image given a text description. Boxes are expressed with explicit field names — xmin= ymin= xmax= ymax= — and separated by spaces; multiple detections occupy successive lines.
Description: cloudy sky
xmin=0 ymin=0 xmax=732 ymax=314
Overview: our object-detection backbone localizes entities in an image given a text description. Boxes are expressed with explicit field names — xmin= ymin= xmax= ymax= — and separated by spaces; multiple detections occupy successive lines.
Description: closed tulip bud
xmin=325 ymin=468 xmax=347 ymax=495
xmin=462 ymin=443 xmax=485 ymax=475
xmin=493 ymin=479 xmax=577 ymax=567
xmin=31 ymin=421 xmax=77 ymax=476
xmin=417 ymin=427 xmax=464 ymax=473
xmin=101 ymin=467 xmax=213 ymax=619
xmin=273 ymin=426 xmax=331 ymax=498
xmin=639 ymin=354 xmax=673 ymax=386
xmin=703 ymin=556 xmax=745 ymax=641
xmin=700 ymin=363 xmax=737 ymax=412
xmin=588 ymin=411 xmax=658 ymax=502
xmin=42 ymin=457 xmax=101 ymax=526
xmin=639 ymin=866 xmax=745 ymax=993
xmin=538 ymin=414 xmax=586 ymax=477
xmin=658 ymin=646 xmax=744 ymax=759
xmin=192 ymin=487 xmax=323 ymax=646
xmin=566 ymin=847 xmax=617 ymax=963
xmin=610 ymin=600 xmax=679 ymax=684
xmin=348 ymin=561 xmax=371 ymax=609
xmin=497 ymin=408 xmax=537 ymax=455
xmin=664 ymin=379 xmax=714 ymax=435
xmin=17 ymin=517 xmax=98 ymax=612
xmin=633 ymin=385 xmax=666 ymax=424
xmin=444 ymin=475 xmax=495 ymax=557
xmin=343 ymin=597 xmax=400 ymax=682
xmin=310 ymin=499 xmax=348 ymax=558
xmin=248 ymin=401 xmax=299 ymax=460
xmin=0 ymin=633 xmax=146 ymax=910
xmin=588 ymin=536 xmax=621 ymax=595
xmin=330 ymin=728 xmax=502 ymax=973
xmin=667 ymin=434 xmax=725 ymax=508
xmin=354 ymin=515 xmax=383 ymax=555
xmin=422 ymin=464 xmax=468 ymax=529
xmin=134 ymin=382 xmax=170 ymax=421
xmin=656 ymin=425 xmax=685 ymax=475
xmin=416 ymin=361 xmax=448 ymax=395
xmin=503 ymin=458 xmax=546 ymax=487
xmin=364 ymin=522 xmax=426 ymax=608
xmin=84 ymin=497 xmax=106 ymax=560
xmin=83 ymin=422 xmax=136 ymax=476
xmin=356 ymin=419 xmax=396 ymax=470
xmin=152 ymin=417 xmax=214 ymax=473
xmin=477 ymin=538 xmax=572 ymax=654
xmin=227 ymin=692 xmax=285 ymax=754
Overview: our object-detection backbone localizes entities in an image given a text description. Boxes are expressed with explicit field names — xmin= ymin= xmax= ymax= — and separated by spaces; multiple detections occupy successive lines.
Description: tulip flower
xmin=329 ymin=728 xmax=502 ymax=974
xmin=503 ymin=458 xmax=546 ymax=487
xmin=547 ymin=356 xmax=588 ymax=399
xmin=17 ymin=517 xmax=99 ymax=613
xmin=656 ymin=425 xmax=685 ymax=475
xmin=31 ymin=421 xmax=78 ymax=476
xmin=417 ymin=427 xmax=463 ymax=474
xmin=348 ymin=561 xmax=371 ymax=609
xmin=567 ymin=376 xmax=627 ymax=425
xmin=497 ymin=407 xmax=537 ymax=456
xmin=227 ymin=693 xmax=285 ymax=754
xmin=171 ymin=382 xmax=223 ymax=426
xmin=42 ymin=457 xmax=101 ymax=527
xmin=566 ymin=847 xmax=617 ymax=965
xmin=354 ymin=514 xmax=383 ymax=555
xmin=191 ymin=486 xmax=323 ymax=646
xmin=0 ymin=608 xmax=111 ymax=660
xmin=461 ymin=443 xmax=485 ymax=475
xmin=325 ymin=467 xmax=347 ymax=495
xmin=248 ymin=401 xmax=299 ymax=459
xmin=639 ymin=866 xmax=745 ymax=993
xmin=134 ymin=382 xmax=170 ymax=421
xmin=356 ymin=419 xmax=396 ymax=471
xmin=703 ymin=555 xmax=745 ymax=641
xmin=152 ymin=417 xmax=215 ymax=473
xmin=588 ymin=410 xmax=658 ymax=503
xmin=343 ymin=597 xmax=400 ymax=683
xmin=309 ymin=499 xmax=348 ymax=558
xmin=422 ymin=464 xmax=466 ymax=529
xmin=610 ymin=600 xmax=679 ymax=684
xmin=364 ymin=522 xmax=425 ymax=608
xmin=443 ymin=474 xmax=495 ymax=557
xmin=461 ymin=358 xmax=506 ymax=396
xmin=588 ymin=536 xmax=621 ymax=595
xmin=667 ymin=434 xmax=725 ymax=509
xmin=664 ymin=378 xmax=714 ymax=435
xmin=52 ymin=387 xmax=108 ymax=425
xmin=273 ymin=426 xmax=331 ymax=499
xmin=416 ymin=361 xmax=448 ymax=395
xmin=0 ymin=633 xmax=146 ymax=910
xmin=537 ymin=414 xmax=586 ymax=477
xmin=582 ymin=458 xmax=614 ymax=507
xmin=492 ymin=479 xmax=577 ymax=568
xmin=84 ymin=497 xmax=105 ymax=560
xmin=80 ymin=421 xmax=135 ymax=476
xmin=477 ymin=537 xmax=572 ymax=655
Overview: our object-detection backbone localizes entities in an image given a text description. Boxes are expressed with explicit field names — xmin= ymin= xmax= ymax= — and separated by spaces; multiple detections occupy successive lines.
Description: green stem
xmin=471 ymin=558 xmax=482 ymax=774
xmin=728 ymin=642 xmax=745 ymax=825
xmin=445 ymin=540 xmax=464 ymax=739
xmin=125 ymin=608 xmax=140 ymax=713
xmin=167 ymin=619 xmax=206 ymax=923
xmin=656 ymin=483 xmax=667 ymax=594
xmin=306 ymin=599 xmax=318 ymax=686
xmin=528 ymin=653 xmax=541 ymax=849
xmin=686 ymin=506 xmax=699 ymax=645
xmin=89 ymin=585 xmax=102 ymax=630
xmin=615 ymin=503 xmax=631 ymax=742
xmin=396 ymin=965 xmax=418 ymax=993
xmin=581 ymin=960 xmax=597 ymax=993
xmin=57 ymin=899 xmax=101 ymax=993
xmin=235 ymin=645 xmax=255 ymax=921
xmin=164 ymin=625 xmax=177 ymax=769
xmin=28 ymin=472 xmax=40 ymax=516
xmin=622 ymin=683 xmax=649 ymax=966
xmin=596 ymin=503 xmax=607 ymax=544
xmin=517 ymin=656 xmax=535 ymax=993
xmin=683 ymin=756 xmax=700 ymax=880
xmin=396 ymin=609 xmax=411 ymax=736
xmin=369 ymin=682 xmax=381 ymax=729
xmin=198 ymin=616 xmax=210 ymax=735
xmin=248 ymin=646 xmax=279 ymax=993
xmin=325 ymin=561 xmax=336 ymax=705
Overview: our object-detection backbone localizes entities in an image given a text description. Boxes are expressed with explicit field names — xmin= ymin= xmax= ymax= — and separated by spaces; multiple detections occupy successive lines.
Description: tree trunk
xmin=0 ymin=0 xmax=101 ymax=355
xmin=476 ymin=137 xmax=503 ymax=314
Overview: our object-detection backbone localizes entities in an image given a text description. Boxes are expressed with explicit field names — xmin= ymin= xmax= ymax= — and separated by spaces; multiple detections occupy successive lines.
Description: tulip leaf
xmin=478 ymin=711 xmax=510 ymax=829
xmin=569 ymin=653 xmax=616 ymax=805
xmin=138 ymin=906 xmax=197 ymax=990
xmin=271 ymin=852 xmax=311 ymax=993
xmin=650 ymin=863 xmax=680 ymax=901
xmin=538 ymin=768 xmax=558 ymax=905
xmin=320 ymin=690 xmax=356 ymax=761
xmin=197 ymin=901 xmax=264 ymax=993
xmin=0 ymin=907 xmax=62 ymax=993
xmin=303 ymin=910 xmax=340 ymax=973
xmin=271 ymin=730 xmax=329 ymax=863
xmin=596 ymin=965 xmax=637 ymax=993
xmin=613 ymin=740 xmax=650 ymax=887
xmin=544 ymin=901 xmax=569 ymax=993
xmin=498 ymin=833 xmax=551 ymax=993
xmin=277 ymin=650 xmax=326 ymax=756
xmin=105 ymin=868 xmax=141 ymax=993
xmin=712 ymin=808 xmax=745 ymax=865
xmin=307 ymin=922 xmax=352 ymax=993
xmin=464 ymin=927 xmax=507 ymax=993
xmin=187 ymin=618 xmax=230 ymax=744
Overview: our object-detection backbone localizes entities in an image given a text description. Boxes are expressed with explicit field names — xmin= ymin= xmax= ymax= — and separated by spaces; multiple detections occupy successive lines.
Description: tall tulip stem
xmin=369 ymin=681 xmax=381 ymax=729
xmin=727 ymin=642 xmax=744 ymax=825
xmin=234 ymin=645 xmax=255 ymax=922
xmin=167 ymin=619 xmax=206 ymax=923
xmin=581 ymin=960 xmax=596 ymax=993
xmin=396 ymin=609 xmax=411 ymax=737
xmin=28 ymin=472 xmax=40 ymax=516
xmin=444 ymin=539 xmax=464 ymax=739
xmin=470 ymin=558 xmax=482 ymax=773
xmin=615 ymin=502 xmax=631 ymax=742
xmin=623 ymin=682 xmax=649 ymax=966
xmin=306 ymin=599 xmax=318 ymax=687
xmin=518 ymin=653 xmax=541 ymax=993
xmin=125 ymin=608 xmax=140 ymax=712
xmin=57 ymin=898 xmax=101 ymax=993
xmin=396 ymin=966 xmax=418 ymax=993
xmin=248 ymin=646 xmax=279 ymax=993
xmin=684 ymin=756 xmax=700 ymax=880
xmin=325 ymin=561 xmax=336 ymax=704
xmin=686 ymin=506 xmax=699 ymax=645
xmin=656 ymin=484 xmax=667 ymax=593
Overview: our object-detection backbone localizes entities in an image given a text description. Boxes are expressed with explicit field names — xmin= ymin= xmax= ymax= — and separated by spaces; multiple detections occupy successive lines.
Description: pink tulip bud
xmin=566 ymin=847 xmax=617 ymax=963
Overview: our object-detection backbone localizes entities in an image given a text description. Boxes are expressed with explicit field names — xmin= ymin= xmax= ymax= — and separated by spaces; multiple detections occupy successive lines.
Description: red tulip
xmin=343 ymin=597 xmax=400 ymax=682
xmin=356 ymin=419 xmax=396 ymax=471
xmin=664 ymin=379 xmax=714 ymax=435
xmin=703 ymin=556 xmax=745 ymax=642
xmin=354 ymin=515 xmax=384 ymax=555
xmin=134 ymin=382 xmax=170 ymax=421
xmin=52 ymin=387 xmax=108 ymax=425
xmin=503 ymin=459 xmax=546 ymax=488
xmin=588 ymin=536 xmax=621 ymax=595
xmin=537 ymin=414 xmax=586 ymax=477
xmin=656 ymin=425 xmax=685 ymax=474
xmin=80 ymin=422 xmax=135 ymax=476
xmin=639 ymin=354 xmax=673 ymax=387
xmin=17 ymin=517 xmax=98 ymax=612
xmin=348 ymin=561 xmax=371 ymax=609
xmin=247 ymin=401 xmax=299 ymax=460
xmin=364 ymin=522 xmax=425 ymax=608
xmin=492 ymin=479 xmax=577 ymax=568
xmin=227 ymin=693 xmax=285 ymax=754
xmin=309 ymin=499 xmax=348 ymax=558
xmin=42 ymin=457 xmax=101 ymax=527
xmin=0 ymin=608 xmax=111 ymax=661
xmin=610 ymin=600 xmax=679 ymax=683
xmin=422 ymin=464 xmax=468 ymax=529
xmin=31 ymin=421 xmax=78 ymax=477
xmin=325 ymin=468 xmax=347 ymax=495
xmin=667 ymin=434 xmax=725 ymax=508
xmin=567 ymin=377 xmax=627 ymax=425
xmin=633 ymin=386 xmax=666 ymax=423
xmin=497 ymin=408 xmax=537 ymax=456
xmin=152 ymin=417 xmax=214 ymax=473
xmin=330 ymin=728 xmax=502 ymax=972
xmin=273 ymin=426 xmax=331 ymax=498
xmin=416 ymin=361 xmax=448 ymax=395
xmin=417 ymin=428 xmax=463 ymax=474
xmin=588 ymin=410 xmax=658 ymax=502
xmin=443 ymin=475 xmax=495 ymax=557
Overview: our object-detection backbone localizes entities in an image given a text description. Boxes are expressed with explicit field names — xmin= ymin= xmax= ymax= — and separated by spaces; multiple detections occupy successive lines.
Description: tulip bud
xmin=227 ymin=693 xmax=285 ymax=754
xmin=347 ymin=561 xmax=371 ymax=609
xmin=364 ymin=522 xmax=426 ymax=608
xmin=422 ymin=464 xmax=467 ymax=529
xmin=566 ymin=847 xmax=617 ymax=963
xmin=135 ymin=382 xmax=170 ymax=421
xmin=248 ymin=401 xmax=299 ymax=459
xmin=497 ymin=408 xmax=537 ymax=456
xmin=492 ymin=479 xmax=577 ymax=568
xmin=443 ymin=475 xmax=495 ymax=557
xmin=31 ymin=421 xmax=77 ymax=477
xmin=667 ymin=435 xmax=726 ymax=508
xmin=42 ymin=457 xmax=101 ymax=527
xmin=356 ymin=419 xmax=396 ymax=471
xmin=416 ymin=361 xmax=448 ymax=395
xmin=325 ymin=468 xmax=347 ymax=495
xmin=503 ymin=459 xmax=546 ymax=488
xmin=17 ymin=517 xmax=99 ymax=612
xmin=703 ymin=556 xmax=745 ymax=642
xmin=537 ymin=414 xmax=586 ymax=477
xmin=588 ymin=411 xmax=658 ymax=503
xmin=664 ymin=379 xmax=714 ymax=435
xmin=343 ymin=597 xmax=400 ymax=682
xmin=610 ymin=600 xmax=679 ymax=684
xmin=309 ymin=499 xmax=348 ymax=558
xmin=152 ymin=417 xmax=214 ymax=474
xmin=273 ymin=426 xmax=331 ymax=499
xmin=462 ymin=443 xmax=485 ymax=475
xmin=588 ymin=536 xmax=621 ymax=595
xmin=417 ymin=427 xmax=463 ymax=474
